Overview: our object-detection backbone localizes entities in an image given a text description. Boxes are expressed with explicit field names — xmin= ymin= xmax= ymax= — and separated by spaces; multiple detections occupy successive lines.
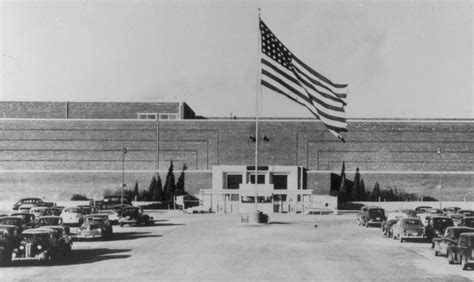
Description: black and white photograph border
xmin=0 ymin=0 xmax=473 ymax=281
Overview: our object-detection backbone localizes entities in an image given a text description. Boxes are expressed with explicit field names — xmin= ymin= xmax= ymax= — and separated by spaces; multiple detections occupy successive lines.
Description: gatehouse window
xmin=226 ymin=174 xmax=243 ymax=189
xmin=249 ymin=173 xmax=265 ymax=184
xmin=272 ymin=174 xmax=288 ymax=190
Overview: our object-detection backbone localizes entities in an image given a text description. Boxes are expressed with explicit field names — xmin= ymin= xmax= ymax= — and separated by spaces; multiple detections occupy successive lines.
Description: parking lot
xmin=1 ymin=212 xmax=472 ymax=281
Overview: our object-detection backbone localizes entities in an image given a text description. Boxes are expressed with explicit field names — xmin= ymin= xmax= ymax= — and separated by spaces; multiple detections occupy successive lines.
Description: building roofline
xmin=0 ymin=117 xmax=472 ymax=123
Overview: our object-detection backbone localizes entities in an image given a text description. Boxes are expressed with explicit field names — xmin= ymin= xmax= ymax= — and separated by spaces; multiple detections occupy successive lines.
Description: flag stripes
xmin=259 ymin=19 xmax=348 ymax=141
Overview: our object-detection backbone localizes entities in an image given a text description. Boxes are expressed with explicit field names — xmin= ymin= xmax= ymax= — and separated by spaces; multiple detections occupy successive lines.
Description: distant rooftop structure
xmin=0 ymin=101 xmax=196 ymax=120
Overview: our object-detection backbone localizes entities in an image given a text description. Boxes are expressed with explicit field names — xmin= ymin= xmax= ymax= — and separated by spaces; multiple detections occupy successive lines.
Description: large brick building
xmin=0 ymin=101 xmax=472 ymax=204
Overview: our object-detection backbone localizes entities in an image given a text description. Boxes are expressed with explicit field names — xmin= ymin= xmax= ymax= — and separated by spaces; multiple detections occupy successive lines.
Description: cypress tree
xmin=133 ymin=181 xmax=139 ymax=201
xmin=352 ymin=168 xmax=361 ymax=201
xmin=175 ymin=164 xmax=187 ymax=196
xmin=163 ymin=160 xmax=176 ymax=204
xmin=155 ymin=174 xmax=164 ymax=202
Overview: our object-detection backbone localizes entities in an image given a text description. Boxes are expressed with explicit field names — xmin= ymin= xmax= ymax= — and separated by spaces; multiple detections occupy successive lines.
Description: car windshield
xmin=64 ymin=208 xmax=80 ymax=213
xmin=452 ymin=229 xmax=474 ymax=238
xmin=369 ymin=209 xmax=384 ymax=216
xmin=403 ymin=219 xmax=423 ymax=226
xmin=0 ymin=218 xmax=22 ymax=225
xmin=23 ymin=233 xmax=50 ymax=242
xmin=39 ymin=218 xmax=61 ymax=225
xmin=433 ymin=218 xmax=454 ymax=227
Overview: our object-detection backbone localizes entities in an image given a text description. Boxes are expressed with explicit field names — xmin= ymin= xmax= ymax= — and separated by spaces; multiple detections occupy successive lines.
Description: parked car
xmin=29 ymin=207 xmax=50 ymax=220
xmin=12 ymin=198 xmax=43 ymax=211
xmin=0 ymin=225 xmax=20 ymax=266
xmin=107 ymin=205 xmax=132 ymax=224
xmin=382 ymin=219 xmax=399 ymax=238
xmin=415 ymin=206 xmax=432 ymax=214
xmin=451 ymin=232 xmax=474 ymax=270
xmin=48 ymin=206 xmax=65 ymax=216
xmin=443 ymin=206 xmax=461 ymax=215
xmin=460 ymin=217 xmax=474 ymax=228
xmin=10 ymin=213 xmax=37 ymax=229
xmin=457 ymin=210 xmax=474 ymax=217
xmin=392 ymin=217 xmax=425 ymax=242
xmin=118 ymin=207 xmax=153 ymax=227
xmin=433 ymin=226 xmax=474 ymax=258
xmin=37 ymin=226 xmax=72 ymax=255
xmin=425 ymin=216 xmax=455 ymax=241
xmin=393 ymin=209 xmax=417 ymax=218
xmin=0 ymin=217 xmax=27 ymax=234
xmin=36 ymin=216 xmax=69 ymax=235
xmin=184 ymin=206 xmax=211 ymax=214
xmin=76 ymin=214 xmax=113 ymax=239
xmin=11 ymin=229 xmax=60 ymax=263
xmin=77 ymin=205 xmax=97 ymax=215
xmin=360 ymin=207 xmax=385 ymax=228
xmin=92 ymin=196 xmax=131 ymax=210
xmin=60 ymin=207 xmax=84 ymax=226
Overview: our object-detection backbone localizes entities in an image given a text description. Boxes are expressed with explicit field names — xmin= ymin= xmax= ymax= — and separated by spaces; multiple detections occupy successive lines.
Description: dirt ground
xmin=1 ymin=212 xmax=472 ymax=281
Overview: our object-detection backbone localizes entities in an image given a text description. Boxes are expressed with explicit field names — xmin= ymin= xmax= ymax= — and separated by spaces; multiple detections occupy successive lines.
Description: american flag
xmin=260 ymin=19 xmax=348 ymax=142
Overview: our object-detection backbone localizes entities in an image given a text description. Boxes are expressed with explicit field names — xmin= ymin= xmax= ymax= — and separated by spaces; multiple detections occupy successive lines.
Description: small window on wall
xmin=226 ymin=174 xmax=242 ymax=189
xmin=249 ymin=173 xmax=265 ymax=184
xmin=272 ymin=174 xmax=288 ymax=190
xmin=137 ymin=113 xmax=157 ymax=120
xmin=241 ymin=196 xmax=255 ymax=203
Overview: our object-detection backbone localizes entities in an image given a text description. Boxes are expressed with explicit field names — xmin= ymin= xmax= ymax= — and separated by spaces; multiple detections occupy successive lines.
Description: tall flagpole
xmin=254 ymin=8 xmax=262 ymax=212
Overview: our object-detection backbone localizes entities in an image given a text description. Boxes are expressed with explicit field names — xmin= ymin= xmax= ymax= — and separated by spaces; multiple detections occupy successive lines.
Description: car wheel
xmin=448 ymin=250 xmax=454 ymax=264
xmin=461 ymin=256 xmax=468 ymax=270
xmin=120 ymin=222 xmax=124 ymax=227
xmin=399 ymin=235 xmax=404 ymax=243
xmin=434 ymin=250 xmax=439 ymax=256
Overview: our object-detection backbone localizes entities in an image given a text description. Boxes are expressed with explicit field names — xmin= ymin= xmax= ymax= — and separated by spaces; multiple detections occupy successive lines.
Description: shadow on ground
xmin=268 ymin=222 xmax=292 ymax=225
xmin=9 ymin=248 xmax=131 ymax=266
xmin=107 ymin=231 xmax=161 ymax=241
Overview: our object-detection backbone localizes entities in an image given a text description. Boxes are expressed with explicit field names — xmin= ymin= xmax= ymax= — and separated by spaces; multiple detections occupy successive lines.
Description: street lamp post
xmin=122 ymin=147 xmax=127 ymax=205
xmin=437 ymin=148 xmax=443 ymax=209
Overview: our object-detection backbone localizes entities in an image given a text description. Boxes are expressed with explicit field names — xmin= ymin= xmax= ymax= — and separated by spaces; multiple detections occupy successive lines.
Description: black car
xmin=451 ymin=232 xmax=474 ymax=270
xmin=460 ymin=217 xmax=474 ymax=228
xmin=361 ymin=207 xmax=385 ymax=228
xmin=425 ymin=216 xmax=454 ymax=241
xmin=432 ymin=227 xmax=474 ymax=259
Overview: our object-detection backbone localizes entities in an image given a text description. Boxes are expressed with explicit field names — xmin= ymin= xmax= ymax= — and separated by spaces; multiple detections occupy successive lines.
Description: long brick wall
xmin=0 ymin=101 xmax=194 ymax=119
xmin=0 ymin=118 xmax=472 ymax=200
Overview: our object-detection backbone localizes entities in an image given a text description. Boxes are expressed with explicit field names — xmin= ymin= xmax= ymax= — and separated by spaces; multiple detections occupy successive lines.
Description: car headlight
xmin=19 ymin=245 xmax=24 ymax=250
xmin=37 ymin=245 xmax=42 ymax=250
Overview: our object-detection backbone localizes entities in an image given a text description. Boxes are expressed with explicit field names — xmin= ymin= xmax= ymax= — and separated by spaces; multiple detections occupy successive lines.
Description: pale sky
xmin=1 ymin=0 xmax=473 ymax=119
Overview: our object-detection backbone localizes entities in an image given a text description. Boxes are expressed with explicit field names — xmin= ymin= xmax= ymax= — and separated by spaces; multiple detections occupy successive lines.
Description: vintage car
xmin=76 ymin=214 xmax=113 ymax=239
xmin=37 ymin=216 xmax=70 ymax=235
xmin=29 ymin=207 xmax=50 ymax=220
xmin=443 ymin=206 xmax=461 ymax=215
xmin=425 ymin=216 xmax=455 ymax=241
xmin=37 ymin=226 xmax=72 ymax=254
xmin=184 ymin=206 xmax=211 ymax=214
xmin=415 ymin=206 xmax=432 ymax=214
xmin=433 ymin=226 xmax=474 ymax=257
xmin=449 ymin=232 xmax=474 ymax=270
xmin=60 ymin=207 xmax=84 ymax=226
xmin=460 ymin=217 xmax=474 ymax=228
xmin=106 ymin=204 xmax=132 ymax=224
xmin=12 ymin=198 xmax=43 ymax=211
xmin=449 ymin=213 xmax=465 ymax=226
xmin=457 ymin=210 xmax=474 ymax=217
xmin=381 ymin=219 xmax=399 ymax=238
xmin=360 ymin=207 xmax=385 ymax=228
xmin=0 ymin=225 xmax=20 ymax=266
xmin=92 ymin=196 xmax=132 ymax=210
xmin=118 ymin=207 xmax=153 ymax=227
xmin=0 ymin=216 xmax=28 ymax=233
xmin=11 ymin=229 xmax=56 ymax=263
xmin=77 ymin=205 xmax=97 ymax=215
xmin=10 ymin=212 xmax=37 ymax=229
xmin=48 ymin=206 xmax=65 ymax=216
xmin=392 ymin=217 xmax=425 ymax=242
